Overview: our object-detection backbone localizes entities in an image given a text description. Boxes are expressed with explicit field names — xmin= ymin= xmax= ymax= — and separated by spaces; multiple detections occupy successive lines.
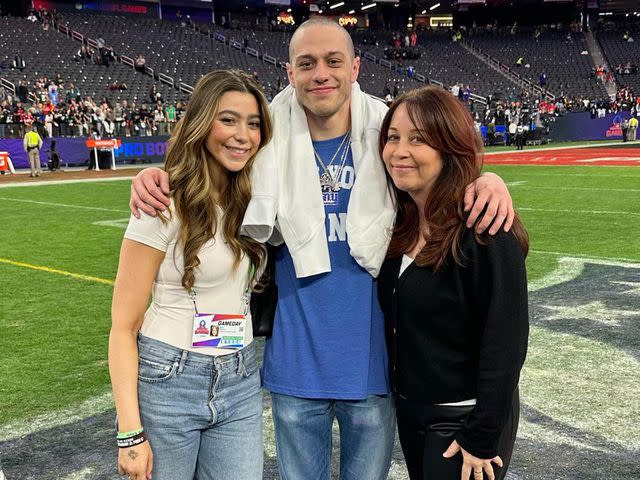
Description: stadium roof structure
xmin=296 ymin=0 xmax=640 ymax=12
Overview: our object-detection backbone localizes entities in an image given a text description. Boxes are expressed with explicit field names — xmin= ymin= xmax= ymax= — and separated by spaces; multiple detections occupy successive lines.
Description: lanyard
xmin=189 ymin=261 xmax=255 ymax=316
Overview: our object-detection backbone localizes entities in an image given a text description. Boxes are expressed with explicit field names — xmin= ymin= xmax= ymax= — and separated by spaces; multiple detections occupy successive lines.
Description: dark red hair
xmin=379 ymin=85 xmax=528 ymax=270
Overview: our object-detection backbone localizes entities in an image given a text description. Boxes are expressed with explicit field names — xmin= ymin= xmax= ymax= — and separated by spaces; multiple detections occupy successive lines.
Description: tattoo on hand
xmin=128 ymin=449 xmax=139 ymax=460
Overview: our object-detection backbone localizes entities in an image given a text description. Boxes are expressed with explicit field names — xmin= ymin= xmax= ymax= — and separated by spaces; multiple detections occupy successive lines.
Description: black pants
xmin=396 ymin=389 xmax=519 ymax=480
xmin=515 ymin=134 xmax=524 ymax=150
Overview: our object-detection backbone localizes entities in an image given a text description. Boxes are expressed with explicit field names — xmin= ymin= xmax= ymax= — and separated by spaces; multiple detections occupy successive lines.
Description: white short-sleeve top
xmin=124 ymin=203 xmax=254 ymax=356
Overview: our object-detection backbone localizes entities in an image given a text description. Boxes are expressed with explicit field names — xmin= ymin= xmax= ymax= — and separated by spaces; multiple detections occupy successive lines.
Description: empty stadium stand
xmin=198 ymin=25 xmax=421 ymax=98
xmin=465 ymin=28 xmax=608 ymax=98
xmin=58 ymin=13 xmax=286 ymax=99
xmin=354 ymin=30 xmax=522 ymax=99
xmin=0 ymin=16 xmax=178 ymax=105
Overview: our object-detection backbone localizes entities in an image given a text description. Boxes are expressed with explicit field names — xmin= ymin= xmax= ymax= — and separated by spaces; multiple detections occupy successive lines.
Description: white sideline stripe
xmin=0 ymin=392 xmax=114 ymax=442
xmin=486 ymin=139 xmax=640 ymax=156
xmin=0 ymin=176 xmax=135 ymax=188
xmin=529 ymin=255 xmax=640 ymax=292
xmin=519 ymin=207 xmax=640 ymax=217
xmin=0 ymin=196 xmax=128 ymax=213
xmin=579 ymin=157 xmax=640 ymax=163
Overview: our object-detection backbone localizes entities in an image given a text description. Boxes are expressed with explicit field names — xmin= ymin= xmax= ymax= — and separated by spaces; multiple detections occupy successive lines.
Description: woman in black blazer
xmin=377 ymin=86 xmax=529 ymax=480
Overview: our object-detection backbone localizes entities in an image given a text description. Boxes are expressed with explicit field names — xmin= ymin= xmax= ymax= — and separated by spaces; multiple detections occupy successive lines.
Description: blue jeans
xmin=133 ymin=334 xmax=263 ymax=480
xmin=271 ymin=392 xmax=395 ymax=480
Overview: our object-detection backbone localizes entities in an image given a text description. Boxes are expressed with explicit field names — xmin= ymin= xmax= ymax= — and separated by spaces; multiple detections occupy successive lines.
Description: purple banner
xmin=550 ymin=112 xmax=630 ymax=142
xmin=0 ymin=135 xmax=169 ymax=169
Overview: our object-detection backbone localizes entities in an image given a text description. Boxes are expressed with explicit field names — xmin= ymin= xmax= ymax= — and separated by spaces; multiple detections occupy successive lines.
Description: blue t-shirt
xmin=261 ymin=134 xmax=390 ymax=400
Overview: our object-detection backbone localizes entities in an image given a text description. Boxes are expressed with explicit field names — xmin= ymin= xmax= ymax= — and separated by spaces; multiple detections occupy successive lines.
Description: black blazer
xmin=377 ymin=229 xmax=529 ymax=458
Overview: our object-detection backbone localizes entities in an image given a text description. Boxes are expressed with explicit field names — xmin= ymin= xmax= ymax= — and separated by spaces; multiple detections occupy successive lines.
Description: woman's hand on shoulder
xmin=130 ymin=167 xmax=171 ymax=218
xmin=443 ymin=439 xmax=503 ymax=480
xmin=118 ymin=441 xmax=153 ymax=480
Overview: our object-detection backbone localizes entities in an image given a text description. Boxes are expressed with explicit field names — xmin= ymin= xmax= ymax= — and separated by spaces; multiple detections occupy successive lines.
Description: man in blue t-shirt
xmin=130 ymin=18 xmax=515 ymax=480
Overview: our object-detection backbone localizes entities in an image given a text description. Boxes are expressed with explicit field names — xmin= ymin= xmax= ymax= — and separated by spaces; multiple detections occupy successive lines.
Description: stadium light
xmin=330 ymin=2 xmax=345 ymax=9
xmin=361 ymin=3 xmax=377 ymax=10
xmin=349 ymin=9 xmax=355 ymax=14
xmin=422 ymin=9 xmax=427 ymax=14
xmin=287 ymin=8 xmax=291 ymax=12
xmin=430 ymin=3 xmax=441 ymax=11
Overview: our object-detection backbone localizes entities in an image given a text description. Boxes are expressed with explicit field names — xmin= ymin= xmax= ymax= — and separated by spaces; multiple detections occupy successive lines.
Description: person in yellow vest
xmin=629 ymin=116 xmax=639 ymax=141
xmin=23 ymin=127 xmax=43 ymax=177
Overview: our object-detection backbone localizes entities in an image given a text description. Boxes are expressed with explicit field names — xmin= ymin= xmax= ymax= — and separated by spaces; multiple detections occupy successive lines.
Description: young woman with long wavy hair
xmin=109 ymin=70 xmax=272 ymax=480
xmin=377 ymin=86 xmax=529 ymax=480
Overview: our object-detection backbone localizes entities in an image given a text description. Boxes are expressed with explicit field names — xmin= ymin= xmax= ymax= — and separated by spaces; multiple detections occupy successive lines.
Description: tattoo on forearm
xmin=128 ymin=449 xmax=139 ymax=460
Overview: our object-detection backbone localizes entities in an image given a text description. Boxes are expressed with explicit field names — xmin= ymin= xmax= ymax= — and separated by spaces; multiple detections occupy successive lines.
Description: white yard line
xmin=519 ymin=207 xmax=640 ymax=217
xmin=512 ymin=185 xmax=640 ymax=193
xmin=0 ymin=176 xmax=136 ymax=188
xmin=530 ymin=249 xmax=639 ymax=264
xmin=0 ymin=196 xmax=128 ymax=213
xmin=92 ymin=218 xmax=130 ymax=228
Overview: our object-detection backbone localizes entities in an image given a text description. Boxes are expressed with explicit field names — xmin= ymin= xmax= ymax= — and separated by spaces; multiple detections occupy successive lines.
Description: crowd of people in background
xmin=0 ymin=76 xmax=183 ymax=140
xmin=3 ymin=72 xmax=639 ymax=146
xmin=443 ymin=82 xmax=640 ymax=148
xmin=1 ymin=7 xmax=639 ymax=148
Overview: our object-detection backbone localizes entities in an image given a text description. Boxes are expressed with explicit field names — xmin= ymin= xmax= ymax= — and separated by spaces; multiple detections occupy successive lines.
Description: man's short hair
xmin=289 ymin=18 xmax=355 ymax=62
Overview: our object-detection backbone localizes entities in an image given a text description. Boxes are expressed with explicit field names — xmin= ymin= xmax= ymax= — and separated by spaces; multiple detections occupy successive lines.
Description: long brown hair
xmin=163 ymin=70 xmax=272 ymax=290
xmin=379 ymin=86 xmax=528 ymax=270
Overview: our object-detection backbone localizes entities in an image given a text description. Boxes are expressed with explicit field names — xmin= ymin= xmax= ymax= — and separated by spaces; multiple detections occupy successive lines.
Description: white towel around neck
xmin=241 ymin=82 xmax=396 ymax=278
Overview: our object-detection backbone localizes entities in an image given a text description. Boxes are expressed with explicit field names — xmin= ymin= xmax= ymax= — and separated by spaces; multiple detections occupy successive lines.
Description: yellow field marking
xmin=0 ymin=257 xmax=114 ymax=285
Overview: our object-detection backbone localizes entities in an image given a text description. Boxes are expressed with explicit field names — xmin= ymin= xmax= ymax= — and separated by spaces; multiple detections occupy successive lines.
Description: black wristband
xmin=117 ymin=432 xmax=147 ymax=449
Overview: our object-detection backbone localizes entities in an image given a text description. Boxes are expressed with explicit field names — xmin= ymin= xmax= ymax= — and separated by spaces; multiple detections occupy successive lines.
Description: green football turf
xmin=0 ymin=166 xmax=638 ymax=428
xmin=0 ymin=181 xmax=129 ymax=425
